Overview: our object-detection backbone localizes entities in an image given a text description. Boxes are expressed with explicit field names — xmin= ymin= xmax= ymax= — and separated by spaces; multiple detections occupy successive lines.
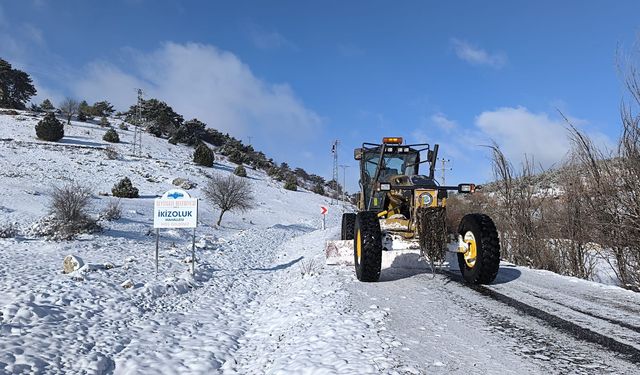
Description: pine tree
xmin=77 ymin=100 xmax=91 ymax=121
xmin=124 ymin=98 xmax=183 ymax=137
xmin=35 ymin=113 xmax=64 ymax=141
xmin=0 ymin=59 xmax=37 ymax=109
xmin=103 ymin=129 xmax=120 ymax=143
xmin=193 ymin=143 xmax=214 ymax=167
xmin=100 ymin=116 xmax=110 ymax=127
xmin=92 ymin=101 xmax=115 ymax=117
xmin=112 ymin=177 xmax=139 ymax=198
xmin=169 ymin=118 xmax=206 ymax=145
xmin=234 ymin=165 xmax=247 ymax=177
xmin=312 ymin=182 xmax=325 ymax=195
xmin=40 ymin=99 xmax=55 ymax=112
xmin=284 ymin=175 xmax=298 ymax=191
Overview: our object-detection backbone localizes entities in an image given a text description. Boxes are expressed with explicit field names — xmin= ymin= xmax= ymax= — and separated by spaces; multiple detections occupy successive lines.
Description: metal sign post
xmin=153 ymin=189 xmax=199 ymax=276
xmin=321 ymin=205 xmax=328 ymax=230
xmin=155 ymin=228 xmax=159 ymax=274
xmin=191 ymin=228 xmax=196 ymax=276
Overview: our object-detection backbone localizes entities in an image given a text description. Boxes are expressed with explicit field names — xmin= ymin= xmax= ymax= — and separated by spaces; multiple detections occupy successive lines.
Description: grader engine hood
xmin=385 ymin=174 xmax=442 ymax=207
xmin=377 ymin=174 xmax=444 ymax=221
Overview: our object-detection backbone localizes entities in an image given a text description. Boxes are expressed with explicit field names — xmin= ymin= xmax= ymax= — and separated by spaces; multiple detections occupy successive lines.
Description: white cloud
xmin=410 ymin=108 xmax=613 ymax=183
xmin=431 ymin=113 xmax=457 ymax=132
xmin=245 ymin=23 xmax=295 ymax=50
xmin=450 ymin=38 xmax=507 ymax=69
xmin=73 ymin=42 xmax=321 ymax=153
xmin=411 ymin=113 xmax=467 ymax=165
xmin=30 ymin=77 xmax=64 ymax=107
xmin=474 ymin=106 xmax=612 ymax=169
xmin=73 ymin=61 xmax=141 ymax=109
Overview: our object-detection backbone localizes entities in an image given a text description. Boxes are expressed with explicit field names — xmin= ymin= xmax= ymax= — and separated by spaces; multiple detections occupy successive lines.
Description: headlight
xmin=421 ymin=193 xmax=433 ymax=206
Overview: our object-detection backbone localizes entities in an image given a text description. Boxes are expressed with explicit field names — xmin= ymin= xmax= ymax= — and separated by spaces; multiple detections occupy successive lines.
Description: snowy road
xmin=343 ymin=260 xmax=640 ymax=374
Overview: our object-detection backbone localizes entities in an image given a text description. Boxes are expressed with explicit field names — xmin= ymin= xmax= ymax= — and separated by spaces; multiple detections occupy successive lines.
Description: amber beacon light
xmin=382 ymin=137 xmax=403 ymax=144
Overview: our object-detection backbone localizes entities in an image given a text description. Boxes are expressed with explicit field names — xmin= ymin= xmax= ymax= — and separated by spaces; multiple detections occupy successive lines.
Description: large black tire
xmin=341 ymin=213 xmax=356 ymax=240
xmin=457 ymin=213 xmax=501 ymax=284
xmin=353 ymin=211 xmax=383 ymax=282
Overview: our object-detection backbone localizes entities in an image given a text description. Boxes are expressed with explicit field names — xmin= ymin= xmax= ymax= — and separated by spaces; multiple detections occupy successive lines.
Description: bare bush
xmin=51 ymin=183 xmax=92 ymax=222
xmin=488 ymin=145 xmax=557 ymax=270
xmin=445 ymin=193 xmax=487 ymax=237
xmin=47 ymin=182 xmax=99 ymax=239
xmin=59 ymin=97 xmax=79 ymax=125
xmin=0 ymin=222 xmax=18 ymax=238
xmin=101 ymin=199 xmax=122 ymax=221
xmin=553 ymin=157 xmax=596 ymax=279
xmin=298 ymin=258 xmax=319 ymax=277
xmin=104 ymin=146 xmax=118 ymax=160
xmin=565 ymin=119 xmax=640 ymax=289
xmin=203 ymin=174 xmax=254 ymax=226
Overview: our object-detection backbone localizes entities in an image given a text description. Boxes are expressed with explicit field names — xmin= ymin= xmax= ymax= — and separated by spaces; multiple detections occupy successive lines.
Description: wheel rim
xmin=356 ymin=229 xmax=362 ymax=264
xmin=463 ymin=231 xmax=477 ymax=268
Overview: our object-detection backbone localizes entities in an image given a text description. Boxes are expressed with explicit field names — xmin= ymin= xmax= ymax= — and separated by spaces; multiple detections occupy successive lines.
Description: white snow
xmin=1 ymin=111 xmax=639 ymax=374
xmin=0 ymin=112 xmax=391 ymax=373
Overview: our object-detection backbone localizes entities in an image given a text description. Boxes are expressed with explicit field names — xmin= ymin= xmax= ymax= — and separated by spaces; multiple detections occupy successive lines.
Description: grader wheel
xmin=341 ymin=213 xmax=356 ymax=240
xmin=353 ymin=211 xmax=382 ymax=282
xmin=457 ymin=213 xmax=501 ymax=284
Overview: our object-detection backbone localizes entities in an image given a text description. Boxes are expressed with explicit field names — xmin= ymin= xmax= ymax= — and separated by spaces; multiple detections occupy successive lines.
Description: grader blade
xmin=325 ymin=240 xmax=353 ymax=266
xmin=324 ymin=236 xmax=432 ymax=270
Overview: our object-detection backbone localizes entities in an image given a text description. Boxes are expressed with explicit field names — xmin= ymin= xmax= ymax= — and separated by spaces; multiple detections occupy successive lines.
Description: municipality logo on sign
xmin=167 ymin=191 xmax=184 ymax=199
xmin=154 ymin=189 xmax=198 ymax=229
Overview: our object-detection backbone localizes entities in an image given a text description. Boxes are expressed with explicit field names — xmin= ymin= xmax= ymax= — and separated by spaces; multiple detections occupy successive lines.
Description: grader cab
xmin=326 ymin=137 xmax=500 ymax=284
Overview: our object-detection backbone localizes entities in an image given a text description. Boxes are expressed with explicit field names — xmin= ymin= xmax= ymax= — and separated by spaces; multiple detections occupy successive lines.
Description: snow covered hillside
xmin=0 ymin=112 xmax=395 ymax=374
xmin=1 ymin=112 xmax=639 ymax=375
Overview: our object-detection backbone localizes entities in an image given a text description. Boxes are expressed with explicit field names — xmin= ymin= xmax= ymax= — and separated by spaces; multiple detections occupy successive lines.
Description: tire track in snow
xmin=343 ymin=263 xmax=640 ymax=374
xmin=444 ymin=270 xmax=640 ymax=365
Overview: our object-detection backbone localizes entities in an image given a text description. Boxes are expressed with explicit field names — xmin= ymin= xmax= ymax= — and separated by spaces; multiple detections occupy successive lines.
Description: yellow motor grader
xmin=325 ymin=137 xmax=500 ymax=283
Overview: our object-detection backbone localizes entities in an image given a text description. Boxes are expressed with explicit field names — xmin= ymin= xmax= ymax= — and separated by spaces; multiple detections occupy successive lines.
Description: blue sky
xmin=2 ymin=0 xmax=639 ymax=191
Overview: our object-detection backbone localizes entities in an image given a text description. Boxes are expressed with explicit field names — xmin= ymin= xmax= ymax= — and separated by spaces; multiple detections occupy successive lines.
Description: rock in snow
xmin=172 ymin=177 xmax=197 ymax=190
xmin=121 ymin=279 xmax=134 ymax=289
xmin=63 ymin=255 xmax=84 ymax=274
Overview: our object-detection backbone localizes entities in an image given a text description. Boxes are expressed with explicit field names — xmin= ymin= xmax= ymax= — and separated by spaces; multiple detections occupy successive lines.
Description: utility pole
xmin=131 ymin=88 xmax=144 ymax=157
xmin=339 ymin=164 xmax=350 ymax=210
xmin=247 ymin=136 xmax=253 ymax=145
xmin=331 ymin=140 xmax=339 ymax=205
xmin=438 ymin=158 xmax=451 ymax=185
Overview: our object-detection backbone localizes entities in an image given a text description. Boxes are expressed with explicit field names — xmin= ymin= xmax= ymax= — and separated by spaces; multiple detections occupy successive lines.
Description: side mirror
xmin=354 ymin=148 xmax=363 ymax=160
xmin=458 ymin=183 xmax=476 ymax=194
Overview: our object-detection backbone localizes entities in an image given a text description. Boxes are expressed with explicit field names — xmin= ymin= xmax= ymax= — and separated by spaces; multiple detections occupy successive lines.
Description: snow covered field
xmin=0 ymin=112 xmax=639 ymax=374
xmin=0 ymin=113 xmax=396 ymax=374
